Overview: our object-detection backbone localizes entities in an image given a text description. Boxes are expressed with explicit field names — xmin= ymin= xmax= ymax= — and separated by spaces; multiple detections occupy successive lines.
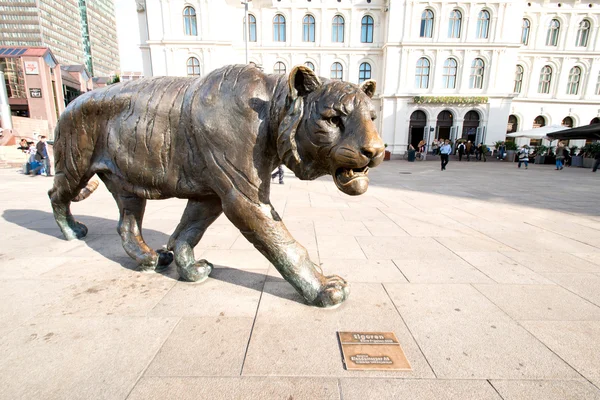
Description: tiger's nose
xmin=361 ymin=141 xmax=385 ymax=164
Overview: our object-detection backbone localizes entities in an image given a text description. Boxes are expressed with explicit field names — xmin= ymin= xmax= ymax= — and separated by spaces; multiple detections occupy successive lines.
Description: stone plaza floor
xmin=0 ymin=159 xmax=600 ymax=399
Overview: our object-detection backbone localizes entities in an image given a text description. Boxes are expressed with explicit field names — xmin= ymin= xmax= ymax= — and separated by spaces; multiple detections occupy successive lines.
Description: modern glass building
xmin=0 ymin=0 xmax=120 ymax=77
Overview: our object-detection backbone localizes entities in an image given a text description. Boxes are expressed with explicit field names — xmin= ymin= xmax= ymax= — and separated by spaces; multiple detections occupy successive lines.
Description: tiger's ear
xmin=288 ymin=65 xmax=321 ymax=100
xmin=360 ymin=80 xmax=376 ymax=98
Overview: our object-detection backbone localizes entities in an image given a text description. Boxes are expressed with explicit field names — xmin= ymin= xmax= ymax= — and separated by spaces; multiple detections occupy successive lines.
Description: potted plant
xmin=493 ymin=140 xmax=504 ymax=157
xmin=534 ymin=145 xmax=548 ymax=164
xmin=505 ymin=141 xmax=518 ymax=162
xmin=582 ymin=143 xmax=600 ymax=168
xmin=384 ymin=143 xmax=391 ymax=161
xmin=570 ymin=145 xmax=583 ymax=167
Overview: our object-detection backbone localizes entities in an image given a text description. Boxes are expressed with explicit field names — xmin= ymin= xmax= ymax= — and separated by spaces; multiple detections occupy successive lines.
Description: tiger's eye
xmin=330 ymin=116 xmax=341 ymax=126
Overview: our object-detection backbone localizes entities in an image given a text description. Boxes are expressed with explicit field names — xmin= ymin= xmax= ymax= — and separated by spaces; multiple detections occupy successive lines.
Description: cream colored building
xmin=136 ymin=0 xmax=600 ymax=154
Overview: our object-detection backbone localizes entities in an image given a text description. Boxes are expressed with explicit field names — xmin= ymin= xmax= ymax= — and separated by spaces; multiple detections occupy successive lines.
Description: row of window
xmin=420 ymin=9 xmax=491 ymax=39
xmin=414 ymin=58 xmax=484 ymax=89
xmin=186 ymin=57 xmax=373 ymax=83
xmin=182 ymin=6 xmax=375 ymax=43
xmin=514 ymin=65 xmax=598 ymax=96
xmin=521 ymin=18 xmax=590 ymax=47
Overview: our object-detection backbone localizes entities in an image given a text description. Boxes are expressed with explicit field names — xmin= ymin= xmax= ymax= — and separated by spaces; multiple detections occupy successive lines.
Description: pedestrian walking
xmin=457 ymin=142 xmax=465 ymax=161
xmin=439 ymin=139 xmax=451 ymax=171
xmin=466 ymin=140 xmax=473 ymax=161
xmin=592 ymin=151 xmax=600 ymax=172
xmin=555 ymin=141 xmax=565 ymax=170
xmin=271 ymin=165 xmax=284 ymax=184
xmin=518 ymin=145 xmax=529 ymax=169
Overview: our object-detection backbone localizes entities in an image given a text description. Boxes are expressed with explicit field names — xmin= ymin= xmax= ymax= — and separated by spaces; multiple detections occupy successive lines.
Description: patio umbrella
xmin=506 ymin=125 xmax=568 ymax=139
xmin=546 ymin=123 xmax=600 ymax=140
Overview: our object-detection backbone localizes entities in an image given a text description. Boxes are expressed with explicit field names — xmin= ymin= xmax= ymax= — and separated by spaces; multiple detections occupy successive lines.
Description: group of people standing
xmin=456 ymin=141 xmax=487 ymax=162
xmin=17 ymin=136 xmax=52 ymax=177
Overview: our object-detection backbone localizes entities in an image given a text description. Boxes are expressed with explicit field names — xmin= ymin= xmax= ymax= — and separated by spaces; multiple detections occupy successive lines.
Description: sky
xmin=114 ymin=0 xmax=143 ymax=73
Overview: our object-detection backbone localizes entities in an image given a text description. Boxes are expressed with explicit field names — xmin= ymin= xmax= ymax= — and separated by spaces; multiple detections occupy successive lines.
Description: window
xmin=274 ymin=62 xmax=286 ymax=75
xmin=273 ymin=14 xmax=286 ymax=42
xmin=331 ymin=62 xmax=343 ymax=80
xmin=361 ymin=15 xmax=374 ymax=43
xmin=442 ymin=58 xmax=457 ymax=89
xmin=332 ymin=15 xmax=344 ymax=42
xmin=476 ymin=10 xmax=490 ymax=39
xmin=514 ymin=65 xmax=524 ymax=93
xmin=303 ymin=15 xmax=315 ymax=42
xmin=248 ymin=14 xmax=256 ymax=42
xmin=567 ymin=66 xmax=581 ymax=95
xmin=420 ymin=9 xmax=434 ymax=38
xmin=538 ymin=65 xmax=552 ymax=94
xmin=521 ymin=19 xmax=530 ymax=45
xmin=576 ymin=20 xmax=590 ymax=47
xmin=469 ymin=58 xmax=484 ymax=89
xmin=415 ymin=57 xmax=430 ymax=89
xmin=359 ymin=62 xmax=371 ymax=83
xmin=304 ymin=61 xmax=315 ymax=71
xmin=596 ymin=72 xmax=600 ymax=95
xmin=183 ymin=6 xmax=197 ymax=36
xmin=187 ymin=57 xmax=200 ymax=76
xmin=546 ymin=19 xmax=560 ymax=46
xmin=448 ymin=10 xmax=462 ymax=38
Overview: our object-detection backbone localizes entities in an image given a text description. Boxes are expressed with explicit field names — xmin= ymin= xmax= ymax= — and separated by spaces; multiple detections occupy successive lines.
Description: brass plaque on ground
xmin=338 ymin=332 xmax=411 ymax=371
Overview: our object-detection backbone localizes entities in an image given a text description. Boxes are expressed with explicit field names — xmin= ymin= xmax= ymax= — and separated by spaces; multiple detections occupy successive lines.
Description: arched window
xmin=303 ymin=15 xmax=315 ymax=42
xmin=359 ymin=62 xmax=371 ymax=83
xmin=248 ymin=14 xmax=257 ymax=42
xmin=442 ymin=58 xmax=457 ymax=89
xmin=415 ymin=58 xmax=430 ymax=89
xmin=448 ymin=10 xmax=462 ymax=38
xmin=562 ymin=117 xmax=573 ymax=128
xmin=546 ymin=19 xmax=560 ymax=46
xmin=514 ymin=65 xmax=524 ymax=93
xmin=332 ymin=15 xmax=344 ymax=43
xmin=596 ymin=72 xmax=600 ymax=95
xmin=538 ymin=65 xmax=552 ymax=94
xmin=361 ymin=15 xmax=374 ymax=43
xmin=331 ymin=62 xmax=343 ymax=80
xmin=304 ymin=61 xmax=315 ymax=71
xmin=183 ymin=7 xmax=197 ymax=36
xmin=567 ymin=66 xmax=581 ymax=95
xmin=521 ymin=19 xmax=530 ymax=45
xmin=273 ymin=14 xmax=286 ymax=42
xmin=187 ymin=57 xmax=200 ymax=76
xmin=274 ymin=62 xmax=286 ymax=75
xmin=476 ymin=10 xmax=490 ymax=39
xmin=469 ymin=58 xmax=484 ymax=89
xmin=533 ymin=115 xmax=546 ymax=128
xmin=420 ymin=10 xmax=434 ymax=38
xmin=576 ymin=20 xmax=590 ymax=47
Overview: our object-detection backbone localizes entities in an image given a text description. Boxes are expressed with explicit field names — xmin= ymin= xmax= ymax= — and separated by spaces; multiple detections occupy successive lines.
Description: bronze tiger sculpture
xmin=49 ymin=64 xmax=384 ymax=308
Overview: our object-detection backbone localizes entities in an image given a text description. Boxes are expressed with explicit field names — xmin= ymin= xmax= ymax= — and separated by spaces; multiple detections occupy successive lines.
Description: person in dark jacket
xmin=30 ymin=136 xmax=52 ymax=177
xmin=593 ymin=151 xmax=600 ymax=173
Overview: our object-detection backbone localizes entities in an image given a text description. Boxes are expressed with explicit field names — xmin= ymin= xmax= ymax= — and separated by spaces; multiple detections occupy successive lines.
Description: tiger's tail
xmin=72 ymin=179 xmax=100 ymax=202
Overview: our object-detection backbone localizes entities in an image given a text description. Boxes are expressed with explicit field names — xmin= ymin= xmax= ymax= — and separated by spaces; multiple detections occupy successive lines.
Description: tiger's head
xmin=277 ymin=66 xmax=384 ymax=196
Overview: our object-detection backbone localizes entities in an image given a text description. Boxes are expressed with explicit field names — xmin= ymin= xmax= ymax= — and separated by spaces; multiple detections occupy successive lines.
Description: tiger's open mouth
xmin=333 ymin=165 xmax=370 ymax=196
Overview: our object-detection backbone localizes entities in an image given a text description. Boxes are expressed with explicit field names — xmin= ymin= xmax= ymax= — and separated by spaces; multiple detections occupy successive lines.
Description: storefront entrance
xmin=409 ymin=110 xmax=427 ymax=150
xmin=462 ymin=110 xmax=480 ymax=143
xmin=436 ymin=110 xmax=453 ymax=140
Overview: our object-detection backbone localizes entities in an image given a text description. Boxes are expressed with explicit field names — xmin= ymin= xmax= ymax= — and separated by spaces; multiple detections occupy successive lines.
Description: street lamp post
xmin=241 ymin=0 xmax=251 ymax=64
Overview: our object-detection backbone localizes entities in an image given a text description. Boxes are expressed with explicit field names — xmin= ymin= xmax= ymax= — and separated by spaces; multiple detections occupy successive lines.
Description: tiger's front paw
xmin=312 ymin=275 xmax=350 ymax=308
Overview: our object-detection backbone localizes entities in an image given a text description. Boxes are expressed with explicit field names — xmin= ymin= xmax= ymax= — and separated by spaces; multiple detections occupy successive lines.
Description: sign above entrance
xmin=29 ymin=88 xmax=42 ymax=98
xmin=413 ymin=96 xmax=488 ymax=105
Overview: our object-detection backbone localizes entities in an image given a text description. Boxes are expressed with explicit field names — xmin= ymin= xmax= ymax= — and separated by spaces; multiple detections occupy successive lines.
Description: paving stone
xmin=317 ymin=235 xmax=367 ymax=259
xmin=242 ymin=282 xmax=435 ymax=378
xmin=340 ymin=379 xmax=502 ymax=400
xmin=357 ymin=236 xmax=457 ymax=260
xmin=199 ymin=249 xmax=271 ymax=270
xmin=501 ymin=251 xmax=598 ymax=273
xmin=385 ymin=283 xmax=581 ymax=380
xmin=522 ymin=321 xmax=600 ymax=387
xmin=308 ymin=259 xmax=408 ymax=283
xmin=490 ymin=380 xmax=600 ymax=400
xmin=458 ymin=252 xmax=554 ymax=284
xmin=542 ymin=273 xmax=600 ymax=307
xmin=0 ymin=316 xmax=177 ymax=400
xmin=128 ymin=377 xmax=341 ymax=400
xmin=0 ymin=255 xmax=73 ymax=279
xmin=436 ymin=236 xmax=514 ymax=252
xmin=146 ymin=317 xmax=254 ymax=376
xmin=474 ymin=284 xmax=600 ymax=321
xmin=393 ymin=258 xmax=492 ymax=283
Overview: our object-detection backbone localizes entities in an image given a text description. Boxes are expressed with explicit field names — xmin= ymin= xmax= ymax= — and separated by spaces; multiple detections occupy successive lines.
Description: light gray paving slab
xmin=573 ymin=252 xmax=600 ymax=267
xmin=127 ymin=377 xmax=341 ymax=400
xmin=436 ymin=236 xmax=514 ymax=252
xmin=393 ymin=258 xmax=493 ymax=283
xmin=0 ymin=316 xmax=177 ymax=400
xmin=490 ymin=380 xmax=600 ymax=400
xmin=271 ymin=259 xmax=409 ymax=283
xmin=314 ymin=220 xmax=372 ymax=237
xmin=316 ymin=235 xmax=367 ymax=259
xmin=242 ymin=282 xmax=435 ymax=378
xmin=198 ymin=249 xmax=271 ymax=270
xmin=474 ymin=284 xmax=600 ymax=321
xmin=385 ymin=283 xmax=582 ymax=380
xmin=501 ymin=251 xmax=599 ymax=273
xmin=149 ymin=268 xmax=265 ymax=318
xmin=458 ymin=251 xmax=554 ymax=284
xmin=145 ymin=317 xmax=254 ymax=376
xmin=522 ymin=321 xmax=600 ymax=387
xmin=0 ymin=255 xmax=73 ymax=279
xmin=340 ymin=379 xmax=502 ymax=400
xmin=357 ymin=236 xmax=458 ymax=260
xmin=542 ymin=273 xmax=600 ymax=307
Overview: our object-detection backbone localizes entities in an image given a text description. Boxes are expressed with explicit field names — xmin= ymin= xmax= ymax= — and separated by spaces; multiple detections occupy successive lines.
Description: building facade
xmin=0 ymin=0 xmax=120 ymax=77
xmin=136 ymin=0 xmax=600 ymax=154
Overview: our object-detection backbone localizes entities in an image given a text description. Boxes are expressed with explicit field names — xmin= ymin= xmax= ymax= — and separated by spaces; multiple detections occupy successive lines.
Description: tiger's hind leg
xmin=48 ymin=173 xmax=89 ymax=240
xmin=111 ymin=193 xmax=174 ymax=272
xmin=167 ymin=197 xmax=223 ymax=282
